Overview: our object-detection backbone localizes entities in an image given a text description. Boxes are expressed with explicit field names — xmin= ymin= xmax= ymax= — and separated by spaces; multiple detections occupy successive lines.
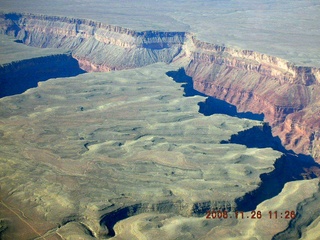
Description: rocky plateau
xmin=1 ymin=10 xmax=320 ymax=240
xmin=1 ymin=12 xmax=320 ymax=161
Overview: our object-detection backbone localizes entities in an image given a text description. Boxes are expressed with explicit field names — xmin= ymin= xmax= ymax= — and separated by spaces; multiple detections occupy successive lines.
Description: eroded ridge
xmin=0 ymin=63 xmax=287 ymax=239
xmin=186 ymin=38 xmax=320 ymax=161
xmin=1 ymin=12 xmax=320 ymax=160
xmin=0 ymin=12 xmax=186 ymax=72
xmin=1 ymin=11 xmax=320 ymax=239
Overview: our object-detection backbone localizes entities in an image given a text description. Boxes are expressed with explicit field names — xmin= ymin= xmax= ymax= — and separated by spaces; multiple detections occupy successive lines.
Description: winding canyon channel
xmin=0 ymin=11 xmax=320 ymax=240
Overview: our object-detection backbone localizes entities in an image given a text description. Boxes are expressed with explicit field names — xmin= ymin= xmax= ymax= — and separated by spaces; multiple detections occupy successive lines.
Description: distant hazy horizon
xmin=1 ymin=0 xmax=320 ymax=67
xmin=1 ymin=1 xmax=320 ymax=239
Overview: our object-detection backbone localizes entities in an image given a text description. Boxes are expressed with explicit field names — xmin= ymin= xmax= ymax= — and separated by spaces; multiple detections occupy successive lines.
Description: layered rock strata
xmin=186 ymin=38 xmax=320 ymax=161
xmin=1 ymin=12 xmax=320 ymax=160
xmin=0 ymin=63 xmax=283 ymax=238
xmin=0 ymin=12 xmax=185 ymax=72
xmin=109 ymin=179 xmax=320 ymax=240
xmin=1 ymin=12 xmax=320 ymax=239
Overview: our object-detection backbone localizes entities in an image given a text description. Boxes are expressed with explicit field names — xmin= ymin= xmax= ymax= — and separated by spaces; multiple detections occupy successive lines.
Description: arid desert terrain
xmin=0 ymin=1 xmax=320 ymax=239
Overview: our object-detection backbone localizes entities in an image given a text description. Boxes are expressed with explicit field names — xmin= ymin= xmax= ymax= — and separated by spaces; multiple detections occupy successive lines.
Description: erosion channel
xmin=0 ymin=12 xmax=320 ymax=240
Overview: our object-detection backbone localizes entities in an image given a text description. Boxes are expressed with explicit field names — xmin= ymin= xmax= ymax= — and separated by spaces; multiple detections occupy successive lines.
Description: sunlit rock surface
xmin=0 ymin=1 xmax=320 ymax=239
xmin=0 ymin=35 xmax=85 ymax=97
xmin=0 ymin=62 xmax=285 ymax=238
xmin=0 ymin=35 xmax=67 ymax=64
xmin=1 ymin=12 xmax=320 ymax=159
xmin=1 ymin=0 xmax=319 ymax=67
xmin=111 ymin=179 xmax=319 ymax=240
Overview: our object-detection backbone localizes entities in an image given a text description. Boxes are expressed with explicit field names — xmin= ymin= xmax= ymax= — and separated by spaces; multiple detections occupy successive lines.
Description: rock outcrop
xmin=0 ymin=12 xmax=185 ymax=72
xmin=185 ymin=37 xmax=320 ymax=161
xmin=0 ymin=63 xmax=284 ymax=239
xmin=1 ymin=12 xmax=320 ymax=160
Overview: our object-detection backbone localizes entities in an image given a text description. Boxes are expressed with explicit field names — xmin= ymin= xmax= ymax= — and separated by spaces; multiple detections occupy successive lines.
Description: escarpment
xmin=1 ymin=12 xmax=320 ymax=160
xmin=185 ymin=38 xmax=320 ymax=161
xmin=0 ymin=12 xmax=185 ymax=72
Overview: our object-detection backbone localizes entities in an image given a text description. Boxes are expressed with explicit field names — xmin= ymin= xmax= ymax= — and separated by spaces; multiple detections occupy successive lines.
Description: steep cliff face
xmin=185 ymin=37 xmax=320 ymax=161
xmin=1 ymin=12 xmax=320 ymax=160
xmin=0 ymin=12 xmax=185 ymax=72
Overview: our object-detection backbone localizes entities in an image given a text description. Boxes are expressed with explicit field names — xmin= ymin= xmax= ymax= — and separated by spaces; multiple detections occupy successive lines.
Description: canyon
xmin=1 ymin=9 xmax=320 ymax=240
xmin=0 ymin=59 xmax=302 ymax=239
xmin=1 ymin=12 xmax=320 ymax=161
xmin=0 ymin=52 xmax=85 ymax=97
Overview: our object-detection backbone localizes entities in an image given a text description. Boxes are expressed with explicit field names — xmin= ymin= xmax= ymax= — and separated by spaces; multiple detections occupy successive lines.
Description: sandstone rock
xmin=110 ymin=179 xmax=320 ymax=240
xmin=1 ymin=10 xmax=320 ymax=240
xmin=0 ymin=12 xmax=185 ymax=72
xmin=1 ymin=12 xmax=320 ymax=160
xmin=185 ymin=38 xmax=320 ymax=161
xmin=0 ymin=62 xmax=283 ymax=238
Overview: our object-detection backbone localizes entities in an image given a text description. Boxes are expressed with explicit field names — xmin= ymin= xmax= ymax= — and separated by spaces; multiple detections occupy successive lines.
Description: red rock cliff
xmin=185 ymin=37 xmax=320 ymax=160
xmin=0 ymin=12 xmax=186 ymax=72
xmin=1 ymin=12 xmax=320 ymax=161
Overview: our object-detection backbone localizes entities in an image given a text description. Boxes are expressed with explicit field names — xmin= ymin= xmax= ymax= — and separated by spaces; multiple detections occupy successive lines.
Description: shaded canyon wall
xmin=0 ymin=53 xmax=85 ymax=97
xmin=1 ymin=12 xmax=320 ymax=160
xmin=185 ymin=38 xmax=320 ymax=160
xmin=0 ymin=12 xmax=185 ymax=72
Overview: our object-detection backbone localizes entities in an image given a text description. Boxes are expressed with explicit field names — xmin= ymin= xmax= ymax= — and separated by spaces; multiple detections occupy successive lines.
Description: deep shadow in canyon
xmin=0 ymin=12 xmax=319 ymax=239
xmin=167 ymin=68 xmax=320 ymax=212
xmin=98 ymin=68 xmax=320 ymax=238
xmin=224 ymin=123 xmax=320 ymax=212
xmin=99 ymin=201 xmax=184 ymax=238
xmin=0 ymin=54 xmax=85 ymax=98
xmin=166 ymin=68 xmax=264 ymax=121
xmin=1 ymin=55 xmax=319 ymax=237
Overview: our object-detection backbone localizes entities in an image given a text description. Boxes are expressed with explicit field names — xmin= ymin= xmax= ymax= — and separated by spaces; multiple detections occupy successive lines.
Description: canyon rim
xmin=1 ymin=1 xmax=320 ymax=239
